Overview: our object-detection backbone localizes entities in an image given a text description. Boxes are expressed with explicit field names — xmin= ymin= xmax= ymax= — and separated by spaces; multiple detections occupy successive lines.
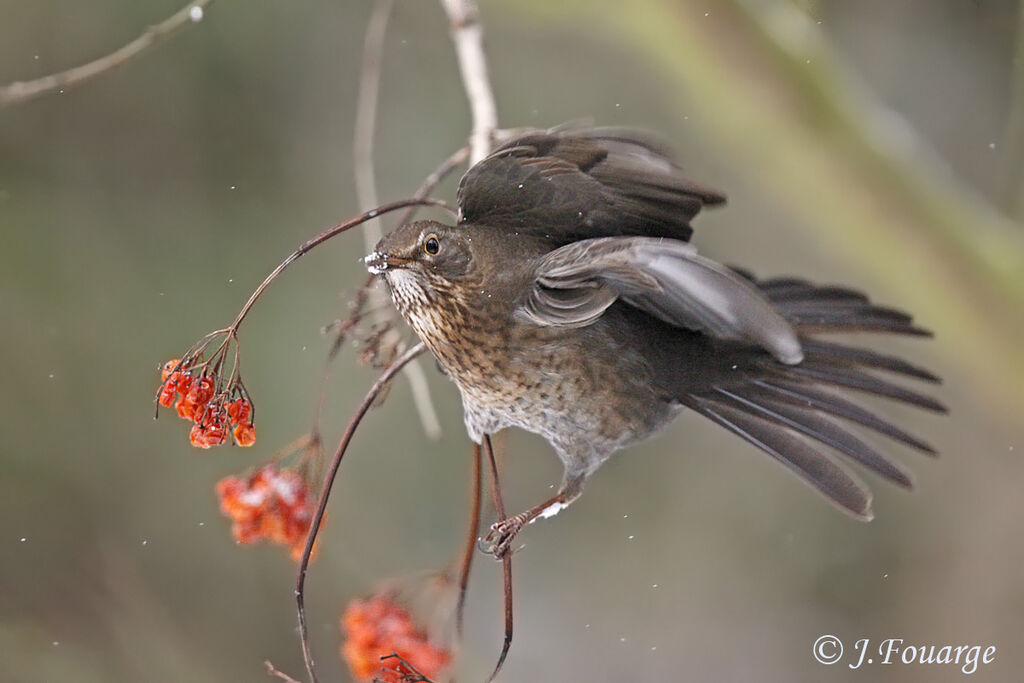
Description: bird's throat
xmin=384 ymin=268 xmax=510 ymax=390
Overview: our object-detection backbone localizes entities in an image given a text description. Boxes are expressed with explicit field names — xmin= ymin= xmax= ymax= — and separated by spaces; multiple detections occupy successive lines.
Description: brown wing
xmin=457 ymin=127 xmax=725 ymax=243
xmin=519 ymin=236 xmax=804 ymax=365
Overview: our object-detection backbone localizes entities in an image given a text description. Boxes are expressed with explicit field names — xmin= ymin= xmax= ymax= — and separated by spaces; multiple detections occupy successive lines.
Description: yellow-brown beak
xmin=364 ymin=251 xmax=414 ymax=274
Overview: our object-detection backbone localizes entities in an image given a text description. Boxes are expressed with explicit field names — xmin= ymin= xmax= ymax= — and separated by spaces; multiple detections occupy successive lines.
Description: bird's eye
xmin=424 ymin=235 xmax=440 ymax=255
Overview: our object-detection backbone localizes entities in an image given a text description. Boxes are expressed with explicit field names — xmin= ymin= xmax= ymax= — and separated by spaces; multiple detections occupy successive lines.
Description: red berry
xmin=204 ymin=418 xmax=226 ymax=446
xmin=158 ymin=378 xmax=178 ymax=407
xmin=186 ymin=376 xmax=215 ymax=409
xmin=215 ymin=465 xmax=316 ymax=559
xmin=226 ymin=398 xmax=252 ymax=425
xmin=161 ymin=359 xmax=181 ymax=382
xmin=189 ymin=423 xmax=211 ymax=449
xmin=176 ymin=397 xmax=197 ymax=421
xmin=176 ymin=374 xmax=194 ymax=397
xmin=232 ymin=422 xmax=256 ymax=447
xmin=340 ymin=595 xmax=451 ymax=682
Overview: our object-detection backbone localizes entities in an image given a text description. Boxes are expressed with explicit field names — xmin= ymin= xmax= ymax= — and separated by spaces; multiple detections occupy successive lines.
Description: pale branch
xmin=354 ymin=0 xmax=394 ymax=249
xmin=353 ymin=0 xmax=443 ymax=440
xmin=0 ymin=1 xmax=214 ymax=108
xmin=439 ymin=0 xmax=498 ymax=164
xmin=264 ymin=660 xmax=302 ymax=683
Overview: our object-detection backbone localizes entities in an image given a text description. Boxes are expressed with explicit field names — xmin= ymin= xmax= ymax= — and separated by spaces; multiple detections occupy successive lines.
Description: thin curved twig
xmin=481 ymin=434 xmax=513 ymax=683
xmin=454 ymin=442 xmax=483 ymax=638
xmin=225 ymin=198 xmax=452 ymax=335
xmin=354 ymin=0 xmax=442 ymax=440
xmin=0 ymin=0 xmax=215 ymax=107
xmin=296 ymin=342 xmax=428 ymax=683
xmin=396 ymin=144 xmax=472 ymax=226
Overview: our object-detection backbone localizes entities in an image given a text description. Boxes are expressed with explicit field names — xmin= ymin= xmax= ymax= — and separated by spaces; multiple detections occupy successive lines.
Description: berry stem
xmin=226 ymin=198 xmax=453 ymax=335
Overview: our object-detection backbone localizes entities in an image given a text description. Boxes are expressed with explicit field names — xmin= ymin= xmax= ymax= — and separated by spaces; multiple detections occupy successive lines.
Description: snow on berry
xmin=341 ymin=594 xmax=451 ymax=683
xmin=215 ymin=465 xmax=316 ymax=560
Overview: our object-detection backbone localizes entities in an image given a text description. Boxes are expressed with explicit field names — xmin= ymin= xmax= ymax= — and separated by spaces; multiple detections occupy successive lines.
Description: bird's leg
xmin=479 ymin=475 xmax=584 ymax=559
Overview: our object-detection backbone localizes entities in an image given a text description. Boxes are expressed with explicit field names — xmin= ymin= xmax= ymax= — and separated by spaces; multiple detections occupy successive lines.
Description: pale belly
xmin=451 ymin=339 xmax=683 ymax=479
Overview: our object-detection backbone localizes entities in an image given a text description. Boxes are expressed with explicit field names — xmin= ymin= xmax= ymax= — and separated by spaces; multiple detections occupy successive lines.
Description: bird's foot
xmin=478 ymin=512 xmax=530 ymax=559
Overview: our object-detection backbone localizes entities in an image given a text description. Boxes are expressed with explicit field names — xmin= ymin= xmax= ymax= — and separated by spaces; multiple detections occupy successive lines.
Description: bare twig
xmin=264 ymin=660 xmax=302 ymax=683
xmin=296 ymin=342 xmax=428 ymax=683
xmin=0 ymin=1 xmax=214 ymax=108
xmin=439 ymin=0 xmax=498 ymax=164
xmin=354 ymin=0 xmax=443 ymax=440
xmin=224 ymin=198 xmax=452 ymax=336
xmin=396 ymin=143 xmax=472 ymax=226
xmin=454 ymin=442 xmax=483 ymax=638
xmin=481 ymin=434 xmax=513 ymax=683
xmin=377 ymin=653 xmax=436 ymax=683
xmin=304 ymin=276 xmax=375 ymax=458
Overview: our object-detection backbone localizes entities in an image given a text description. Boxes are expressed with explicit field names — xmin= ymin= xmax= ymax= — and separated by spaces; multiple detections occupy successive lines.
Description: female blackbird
xmin=366 ymin=127 xmax=944 ymax=557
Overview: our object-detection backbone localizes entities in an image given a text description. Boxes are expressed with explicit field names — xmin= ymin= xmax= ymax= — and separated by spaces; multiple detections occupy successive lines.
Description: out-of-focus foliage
xmin=1 ymin=1 xmax=1021 ymax=681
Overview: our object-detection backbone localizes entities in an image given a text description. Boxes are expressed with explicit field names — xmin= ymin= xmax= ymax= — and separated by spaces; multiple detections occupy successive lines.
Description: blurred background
xmin=2 ymin=0 xmax=1022 ymax=681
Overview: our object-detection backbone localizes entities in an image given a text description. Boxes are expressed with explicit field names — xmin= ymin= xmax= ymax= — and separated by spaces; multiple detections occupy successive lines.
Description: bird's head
xmin=365 ymin=220 xmax=475 ymax=280
xmin=364 ymin=220 xmax=477 ymax=314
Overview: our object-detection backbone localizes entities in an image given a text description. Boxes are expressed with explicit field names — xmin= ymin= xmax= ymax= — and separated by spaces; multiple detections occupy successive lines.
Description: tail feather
xmin=737 ymin=273 xmax=932 ymax=336
xmin=801 ymin=340 xmax=940 ymax=382
xmin=751 ymin=378 xmax=937 ymax=454
xmin=781 ymin=302 xmax=928 ymax=336
xmin=765 ymin=361 xmax=947 ymax=412
xmin=772 ymin=286 xmax=869 ymax=304
xmin=688 ymin=395 xmax=874 ymax=519
xmin=711 ymin=386 xmax=914 ymax=487
xmin=681 ymin=273 xmax=944 ymax=519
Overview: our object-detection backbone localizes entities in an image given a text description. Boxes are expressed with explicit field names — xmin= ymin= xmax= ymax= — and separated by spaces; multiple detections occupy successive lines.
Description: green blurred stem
xmin=1002 ymin=1 xmax=1024 ymax=219
xmin=726 ymin=0 xmax=1024 ymax=302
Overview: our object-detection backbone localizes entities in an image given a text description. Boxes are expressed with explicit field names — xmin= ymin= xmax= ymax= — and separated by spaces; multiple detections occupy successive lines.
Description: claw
xmin=479 ymin=516 xmax=526 ymax=559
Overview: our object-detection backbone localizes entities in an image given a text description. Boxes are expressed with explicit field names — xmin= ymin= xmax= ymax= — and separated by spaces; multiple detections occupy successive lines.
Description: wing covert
xmin=520 ymin=237 xmax=804 ymax=365
xmin=457 ymin=127 xmax=725 ymax=243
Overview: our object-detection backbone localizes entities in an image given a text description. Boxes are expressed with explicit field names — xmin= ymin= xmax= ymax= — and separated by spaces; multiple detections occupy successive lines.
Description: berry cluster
xmin=215 ymin=465 xmax=315 ymax=560
xmin=341 ymin=595 xmax=451 ymax=683
xmin=157 ymin=359 xmax=255 ymax=449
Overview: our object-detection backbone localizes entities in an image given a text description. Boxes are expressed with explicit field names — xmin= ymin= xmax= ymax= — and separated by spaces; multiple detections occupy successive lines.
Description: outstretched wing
xmin=457 ymin=127 xmax=725 ymax=243
xmin=519 ymin=236 xmax=805 ymax=365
